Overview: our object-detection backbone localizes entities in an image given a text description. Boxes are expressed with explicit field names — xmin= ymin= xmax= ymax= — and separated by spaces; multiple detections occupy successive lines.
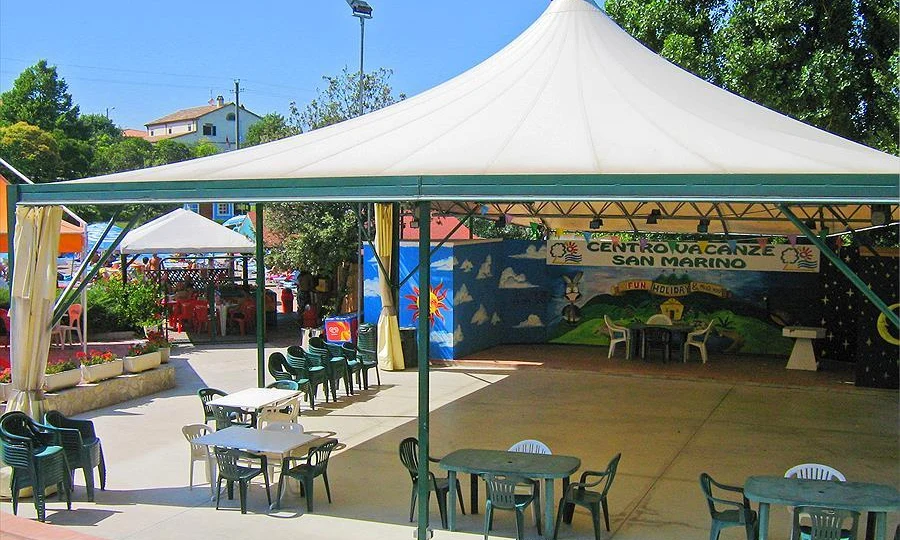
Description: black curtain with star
xmin=854 ymin=251 xmax=899 ymax=388
xmin=816 ymin=244 xmax=860 ymax=367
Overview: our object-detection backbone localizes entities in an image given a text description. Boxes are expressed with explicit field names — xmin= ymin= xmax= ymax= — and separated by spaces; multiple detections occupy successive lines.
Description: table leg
xmin=470 ymin=473 xmax=479 ymax=515
xmin=757 ymin=502 xmax=769 ymax=540
xmin=544 ymin=478 xmax=555 ymax=538
xmin=448 ymin=471 xmax=458 ymax=531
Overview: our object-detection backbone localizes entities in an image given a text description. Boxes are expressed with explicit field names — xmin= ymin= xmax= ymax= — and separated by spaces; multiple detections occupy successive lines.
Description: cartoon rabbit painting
xmin=561 ymin=271 xmax=583 ymax=325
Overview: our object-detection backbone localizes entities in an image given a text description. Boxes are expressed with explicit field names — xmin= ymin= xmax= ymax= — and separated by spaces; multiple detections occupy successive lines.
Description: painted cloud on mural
xmin=432 ymin=330 xmax=454 ymax=347
xmin=510 ymin=244 xmax=547 ymax=259
xmin=363 ymin=277 xmax=381 ymax=297
xmin=455 ymin=284 xmax=473 ymax=305
xmin=476 ymin=255 xmax=493 ymax=279
xmin=498 ymin=267 xmax=537 ymax=288
xmin=471 ymin=305 xmax=490 ymax=325
xmin=432 ymin=256 xmax=454 ymax=271
xmin=514 ymin=314 xmax=545 ymax=328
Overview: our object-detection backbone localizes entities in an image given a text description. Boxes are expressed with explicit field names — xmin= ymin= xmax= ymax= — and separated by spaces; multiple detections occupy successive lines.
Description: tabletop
xmin=440 ymin=448 xmax=581 ymax=478
xmin=744 ymin=476 xmax=900 ymax=512
xmin=193 ymin=426 xmax=323 ymax=455
xmin=207 ymin=388 xmax=300 ymax=410
xmin=627 ymin=322 xmax=695 ymax=333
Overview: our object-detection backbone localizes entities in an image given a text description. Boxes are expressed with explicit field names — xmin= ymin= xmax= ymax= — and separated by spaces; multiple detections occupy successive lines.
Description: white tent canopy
xmin=119 ymin=208 xmax=255 ymax=255
xmin=63 ymin=0 xmax=896 ymax=185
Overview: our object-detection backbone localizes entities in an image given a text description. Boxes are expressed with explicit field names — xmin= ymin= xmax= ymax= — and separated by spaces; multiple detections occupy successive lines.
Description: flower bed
xmin=78 ymin=350 xmax=123 ymax=383
xmin=44 ymin=358 xmax=81 ymax=392
xmin=145 ymin=331 xmax=171 ymax=363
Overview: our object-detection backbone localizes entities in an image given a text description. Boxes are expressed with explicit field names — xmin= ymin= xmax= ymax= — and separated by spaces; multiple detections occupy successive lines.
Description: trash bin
xmin=399 ymin=327 xmax=418 ymax=369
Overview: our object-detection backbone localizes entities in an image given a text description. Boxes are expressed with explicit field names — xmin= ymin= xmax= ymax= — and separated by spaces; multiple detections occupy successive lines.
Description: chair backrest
xmin=596 ymin=452 xmax=622 ymax=498
xmin=604 ymin=314 xmax=624 ymax=332
xmin=306 ymin=439 xmax=338 ymax=477
xmin=44 ymin=409 xmax=97 ymax=441
xmin=198 ymin=387 xmax=227 ymax=420
xmin=398 ymin=437 xmax=420 ymax=480
xmin=67 ymin=304 xmax=83 ymax=325
xmin=793 ymin=506 xmax=859 ymax=540
xmin=341 ymin=342 xmax=356 ymax=361
xmin=358 ymin=323 xmax=377 ymax=351
xmin=182 ymin=423 xmax=212 ymax=458
xmin=691 ymin=321 xmax=715 ymax=343
xmin=485 ymin=473 xmax=533 ymax=509
xmin=308 ymin=336 xmax=327 ymax=350
xmin=214 ymin=447 xmax=252 ymax=478
xmin=304 ymin=346 xmax=328 ymax=368
xmin=324 ymin=341 xmax=345 ymax=359
xmin=268 ymin=352 xmax=293 ymax=381
xmin=699 ymin=472 xmax=746 ymax=518
xmin=508 ymin=439 xmax=551 ymax=455
xmin=0 ymin=411 xmax=44 ymax=468
xmin=647 ymin=314 xmax=673 ymax=325
xmin=262 ymin=422 xmax=304 ymax=434
xmin=784 ymin=463 xmax=846 ymax=482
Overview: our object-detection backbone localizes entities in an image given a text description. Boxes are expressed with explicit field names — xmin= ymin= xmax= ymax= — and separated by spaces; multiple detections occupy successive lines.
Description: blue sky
xmin=0 ymin=1 xmax=575 ymax=130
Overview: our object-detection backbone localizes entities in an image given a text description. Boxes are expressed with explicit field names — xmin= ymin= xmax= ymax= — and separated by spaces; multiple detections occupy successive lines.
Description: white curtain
xmin=375 ymin=204 xmax=404 ymax=370
xmin=7 ymin=206 xmax=63 ymax=418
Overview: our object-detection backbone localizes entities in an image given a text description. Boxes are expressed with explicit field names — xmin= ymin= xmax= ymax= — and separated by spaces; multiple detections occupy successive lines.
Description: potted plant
xmin=0 ymin=367 xmax=10 ymax=402
xmin=123 ymin=340 xmax=161 ymax=373
xmin=43 ymin=357 xmax=81 ymax=392
xmin=79 ymin=349 xmax=123 ymax=383
xmin=145 ymin=330 xmax=171 ymax=363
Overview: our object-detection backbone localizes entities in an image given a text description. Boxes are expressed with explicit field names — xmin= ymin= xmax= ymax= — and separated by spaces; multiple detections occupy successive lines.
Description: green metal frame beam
xmin=255 ymin=204 xmax=266 ymax=388
xmin=15 ymin=173 xmax=899 ymax=205
xmin=416 ymin=200 xmax=432 ymax=540
xmin=780 ymin=204 xmax=899 ymax=330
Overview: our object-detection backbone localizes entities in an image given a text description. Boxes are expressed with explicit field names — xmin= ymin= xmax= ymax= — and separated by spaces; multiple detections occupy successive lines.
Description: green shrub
xmin=86 ymin=275 xmax=162 ymax=333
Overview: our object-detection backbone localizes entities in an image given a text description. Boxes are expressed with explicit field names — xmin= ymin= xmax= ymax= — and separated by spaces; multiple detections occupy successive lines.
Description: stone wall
xmin=40 ymin=365 xmax=176 ymax=416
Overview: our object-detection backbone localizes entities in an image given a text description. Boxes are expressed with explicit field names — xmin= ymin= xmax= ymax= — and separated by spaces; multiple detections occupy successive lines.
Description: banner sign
xmin=611 ymin=279 xmax=731 ymax=298
xmin=547 ymin=239 xmax=819 ymax=273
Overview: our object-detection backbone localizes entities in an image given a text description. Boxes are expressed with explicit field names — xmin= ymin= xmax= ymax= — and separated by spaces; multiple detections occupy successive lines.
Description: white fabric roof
xmin=68 ymin=0 xmax=896 ymax=185
xmin=119 ymin=209 xmax=255 ymax=254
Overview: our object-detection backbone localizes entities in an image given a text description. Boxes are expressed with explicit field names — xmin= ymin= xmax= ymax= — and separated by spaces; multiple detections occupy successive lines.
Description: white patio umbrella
xmin=7 ymin=206 xmax=63 ymax=417
xmin=375 ymin=203 xmax=404 ymax=370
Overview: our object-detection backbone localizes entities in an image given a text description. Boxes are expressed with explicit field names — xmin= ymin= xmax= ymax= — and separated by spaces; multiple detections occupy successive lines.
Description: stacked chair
xmin=308 ymin=337 xmax=350 ymax=399
xmin=0 ymin=411 xmax=73 ymax=522
xmin=356 ymin=323 xmax=381 ymax=389
xmin=43 ymin=410 xmax=107 ymax=502
xmin=285 ymin=346 xmax=329 ymax=410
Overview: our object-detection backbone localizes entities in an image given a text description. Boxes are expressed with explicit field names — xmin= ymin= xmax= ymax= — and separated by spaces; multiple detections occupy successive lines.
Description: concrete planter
xmin=81 ymin=358 xmax=124 ymax=383
xmin=0 ymin=382 xmax=10 ymax=402
xmin=124 ymin=351 xmax=161 ymax=373
xmin=44 ymin=369 xmax=82 ymax=392
xmin=159 ymin=346 xmax=170 ymax=363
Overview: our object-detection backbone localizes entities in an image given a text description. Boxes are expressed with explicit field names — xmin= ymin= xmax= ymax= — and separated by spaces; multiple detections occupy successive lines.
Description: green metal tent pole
xmin=255 ymin=204 xmax=266 ymax=388
xmin=6 ymin=183 xmax=18 ymax=276
xmin=391 ymin=202 xmax=401 ymax=310
xmin=416 ymin=200 xmax=432 ymax=539
xmin=780 ymin=204 xmax=899 ymax=329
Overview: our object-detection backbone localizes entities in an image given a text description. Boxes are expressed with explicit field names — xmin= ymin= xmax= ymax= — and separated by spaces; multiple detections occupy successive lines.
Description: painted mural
xmin=364 ymin=239 xmax=824 ymax=361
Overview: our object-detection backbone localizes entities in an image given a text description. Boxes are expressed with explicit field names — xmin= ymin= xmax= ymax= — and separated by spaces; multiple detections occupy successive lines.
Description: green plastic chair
xmin=275 ymin=439 xmax=338 ymax=512
xmin=484 ymin=473 xmax=541 ymax=540
xmin=198 ymin=387 xmax=228 ymax=424
xmin=308 ymin=337 xmax=349 ymax=399
xmin=793 ymin=506 xmax=859 ymax=540
xmin=398 ymin=436 xmax=465 ymax=529
xmin=699 ymin=473 xmax=757 ymax=540
xmin=553 ymin=452 xmax=620 ymax=540
xmin=357 ymin=323 xmax=381 ymax=387
xmin=267 ymin=380 xmax=300 ymax=391
xmin=325 ymin=340 xmax=363 ymax=394
xmin=213 ymin=446 xmax=270 ymax=514
xmin=0 ymin=411 xmax=73 ymax=522
xmin=267 ymin=352 xmax=294 ymax=382
xmin=43 ymin=410 xmax=106 ymax=502
xmin=340 ymin=342 xmax=365 ymax=391
xmin=285 ymin=346 xmax=328 ymax=409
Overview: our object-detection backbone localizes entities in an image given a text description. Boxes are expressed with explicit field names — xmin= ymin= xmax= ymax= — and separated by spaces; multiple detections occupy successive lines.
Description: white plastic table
xmin=782 ymin=326 xmax=825 ymax=371
xmin=193 ymin=425 xmax=321 ymax=455
xmin=207 ymin=388 xmax=299 ymax=412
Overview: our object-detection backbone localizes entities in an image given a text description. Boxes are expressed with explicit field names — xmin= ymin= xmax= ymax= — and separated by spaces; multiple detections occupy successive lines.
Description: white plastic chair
xmin=785 ymin=464 xmax=846 ymax=538
xmin=791 ymin=506 xmax=859 ymax=540
xmin=258 ymin=396 xmax=300 ymax=429
xmin=508 ymin=439 xmax=551 ymax=528
xmin=182 ymin=423 xmax=216 ymax=497
xmin=684 ymin=321 xmax=715 ymax=363
xmin=261 ymin=422 xmax=305 ymax=487
xmin=604 ymin=315 xmax=630 ymax=359
xmin=646 ymin=313 xmax=673 ymax=325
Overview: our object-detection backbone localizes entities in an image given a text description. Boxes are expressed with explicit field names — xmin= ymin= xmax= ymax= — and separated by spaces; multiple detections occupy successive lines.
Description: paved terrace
xmin=0 ymin=340 xmax=897 ymax=540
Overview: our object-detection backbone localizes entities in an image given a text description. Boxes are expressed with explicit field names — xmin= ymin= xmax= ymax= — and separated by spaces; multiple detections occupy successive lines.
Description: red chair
xmin=192 ymin=303 xmax=210 ymax=334
xmin=0 ymin=309 xmax=10 ymax=347
xmin=228 ymin=299 xmax=256 ymax=336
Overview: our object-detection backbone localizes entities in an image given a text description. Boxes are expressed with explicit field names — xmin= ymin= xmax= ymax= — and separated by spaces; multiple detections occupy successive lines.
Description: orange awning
xmin=0 ymin=175 xmax=85 ymax=254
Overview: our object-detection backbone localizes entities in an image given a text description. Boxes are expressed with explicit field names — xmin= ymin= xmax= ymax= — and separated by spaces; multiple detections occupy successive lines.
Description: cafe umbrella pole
xmin=255 ymin=204 xmax=266 ymax=389
xmin=416 ymin=200 xmax=432 ymax=539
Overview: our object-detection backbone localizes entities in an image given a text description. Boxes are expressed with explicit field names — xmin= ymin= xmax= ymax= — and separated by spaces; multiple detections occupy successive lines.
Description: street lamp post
xmin=105 ymin=107 xmax=115 ymax=120
xmin=346 ymin=0 xmax=372 ymax=117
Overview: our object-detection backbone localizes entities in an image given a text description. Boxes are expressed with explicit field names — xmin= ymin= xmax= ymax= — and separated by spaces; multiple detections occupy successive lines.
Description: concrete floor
xmin=1 ymin=338 xmax=897 ymax=540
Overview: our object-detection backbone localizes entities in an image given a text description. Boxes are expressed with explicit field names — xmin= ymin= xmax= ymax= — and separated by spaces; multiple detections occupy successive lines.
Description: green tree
xmin=264 ymin=66 xmax=404 ymax=308
xmin=295 ymin=66 xmax=405 ymax=130
xmin=191 ymin=138 xmax=220 ymax=158
xmin=0 ymin=122 xmax=62 ymax=181
xmin=92 ymin=137 xmax=153 ymax=174
xmin=244 ymin=113 xmax=300 ymax=147
xmin=80 ymin=113 xmax=122 ymax=143
xmin=0 ymin=60 xmax=80 ymax=137
xmin=151 ymin=139 xmax=192 ymax=166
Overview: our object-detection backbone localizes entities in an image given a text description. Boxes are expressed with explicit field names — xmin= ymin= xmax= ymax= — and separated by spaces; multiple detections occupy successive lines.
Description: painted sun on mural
xmin=404 ymin=282 xmax=449 ymax=326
